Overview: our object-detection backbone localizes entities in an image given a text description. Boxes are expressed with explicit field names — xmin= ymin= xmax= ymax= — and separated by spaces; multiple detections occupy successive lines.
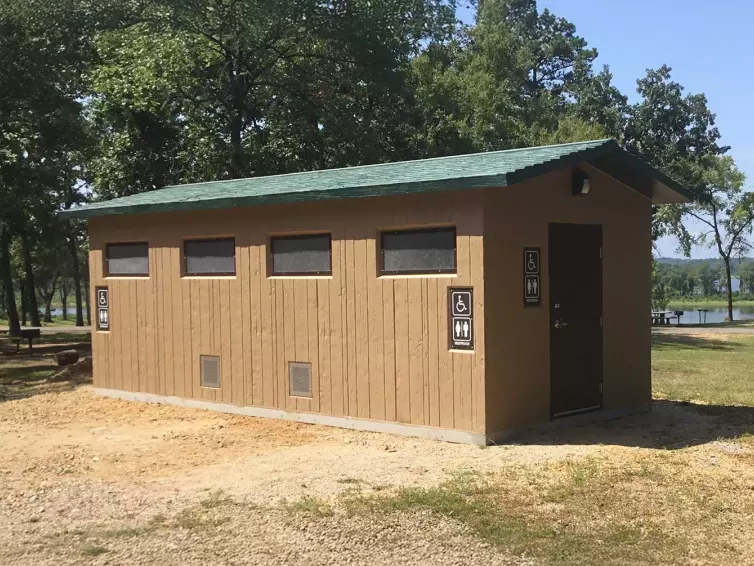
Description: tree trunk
xmin=724 ymin=258 xmax=734 ymax=321
xmin=20 ymin=282 xmax=27 ymax=326
xmin=41 ymin=276 xmax=57 ymax=323
xmin=0 ymin=228 xmax=21 ymax=335
xmin=83 ymin=272 xmax=91 ymax=326
xmin=227 ymin=58 xmax=244 ymax=179
xmin=58 ymin=282 xmax=69 ymax=321
xmin=67 ymin=233 xmax=84 ymax=326
xmin=21 ymin=232 xmax=41 ymax=327
xmin=230 ymin=111 xmax=243 ymax=178
xmin=44 ymin=299 xmax=53 ymax=323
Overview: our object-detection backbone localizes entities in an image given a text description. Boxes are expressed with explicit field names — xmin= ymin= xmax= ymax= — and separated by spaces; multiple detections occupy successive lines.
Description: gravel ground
xmin=0 ymin=386 xmax=748 ymax=565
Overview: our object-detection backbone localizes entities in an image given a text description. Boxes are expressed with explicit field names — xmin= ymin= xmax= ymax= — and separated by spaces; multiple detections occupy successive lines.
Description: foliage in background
xmin=0 ymin=0 xmax=750 ymax=330
xmin=0 ymin=0 xmax=98 ymax=332
xmin=680 ymin=156 xmax=751 ymax=319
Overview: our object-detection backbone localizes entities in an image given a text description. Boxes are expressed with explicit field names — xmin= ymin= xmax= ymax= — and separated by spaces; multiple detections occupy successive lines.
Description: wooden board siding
xmin=483 ymin=164 xmax=652 ymax=434
xmin=88 ymin=190 xmax=486 ymax=434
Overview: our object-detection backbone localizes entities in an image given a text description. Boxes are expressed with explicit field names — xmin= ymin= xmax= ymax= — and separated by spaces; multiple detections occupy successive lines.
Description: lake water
xmin=51 ymin=307 xmax=88 ymax=317
xmin=667 ymin=305 xmax=754 ymax=325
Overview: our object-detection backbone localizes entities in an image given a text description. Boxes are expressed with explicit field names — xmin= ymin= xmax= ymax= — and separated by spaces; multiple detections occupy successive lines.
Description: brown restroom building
xmin=62 ymin=139 xmax=688 ymax=445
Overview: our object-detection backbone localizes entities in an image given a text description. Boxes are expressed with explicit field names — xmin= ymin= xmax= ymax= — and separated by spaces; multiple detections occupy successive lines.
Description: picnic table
xmin=651 ymin=310 xmax=684 ymax=326
xmin=0 ymin=328 xmax=41 ymax=353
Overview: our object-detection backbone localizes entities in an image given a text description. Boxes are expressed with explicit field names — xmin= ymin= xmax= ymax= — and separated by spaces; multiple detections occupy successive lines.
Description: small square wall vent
xmin=201 ymin=355 xmax=221 ymax=388
xmin=289 ymin=362 xmax=313 ymax=397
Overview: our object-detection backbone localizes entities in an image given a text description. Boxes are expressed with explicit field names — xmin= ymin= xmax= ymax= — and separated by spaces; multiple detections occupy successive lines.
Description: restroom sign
xmin=524 ymin=247 xmax=541 ymax=307
xmin=96 ymin=286 xmax=110 ymax=331
xmin=449 ymin=287 xmax=474 ymax=351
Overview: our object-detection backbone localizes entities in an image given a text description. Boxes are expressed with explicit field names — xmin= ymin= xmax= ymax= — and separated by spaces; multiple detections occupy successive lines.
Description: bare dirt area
xmin=1 ymin=385 xmax=753 ymax=565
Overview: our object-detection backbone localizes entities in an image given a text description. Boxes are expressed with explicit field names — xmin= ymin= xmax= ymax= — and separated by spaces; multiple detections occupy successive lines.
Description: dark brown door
xmin=549 ymin=223 xmax=603 ymax=419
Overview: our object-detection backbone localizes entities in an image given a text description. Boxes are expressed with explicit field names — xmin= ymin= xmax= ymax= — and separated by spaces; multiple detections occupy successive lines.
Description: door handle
xmin=553 ymin=319 xmax=569 ymax=329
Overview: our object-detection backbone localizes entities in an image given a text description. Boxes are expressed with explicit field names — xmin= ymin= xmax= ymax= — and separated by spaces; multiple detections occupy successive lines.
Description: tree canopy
xmin=0 ymin=0 xmax=749 ymax=328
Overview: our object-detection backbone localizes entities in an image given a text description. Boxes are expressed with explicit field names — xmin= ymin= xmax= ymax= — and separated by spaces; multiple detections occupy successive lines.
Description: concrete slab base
xmin=93 ymin=388 xmax=489 ymax=445
xmin=94 ymin=388 xmax=650 ymax=447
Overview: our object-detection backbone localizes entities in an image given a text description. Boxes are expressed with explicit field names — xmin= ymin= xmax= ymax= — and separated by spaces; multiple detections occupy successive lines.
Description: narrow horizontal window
xmin=381 ymin=227 xmax=456 ymax=275
xmin=270 ymin=234 xmax=332 ymax=275
xmin=184 ymin=238 xmax=236 ymax=276
xmin=106 ymin=243 xmax=149 ymax=276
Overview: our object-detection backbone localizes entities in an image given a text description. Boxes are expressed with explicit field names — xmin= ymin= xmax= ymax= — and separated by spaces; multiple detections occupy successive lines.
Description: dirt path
xmin=0 ymin=387 xmax=574 ymax=565
xmin=1 ymin=387 xmax=752 ymax=565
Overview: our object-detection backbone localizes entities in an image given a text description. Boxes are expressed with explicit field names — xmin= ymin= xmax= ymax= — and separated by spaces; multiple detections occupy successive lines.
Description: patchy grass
xmin=652 ymin=333 xmax=754 ymax=406
xmin=282 ymin=495 xmax=334 ymax=518
xmin=0 ymin=332 xmax=91 ymax=398
xmin=172 ymin=508 xmax=230 ymax=530
xmin=171 ymin=490 xmax=238 ymax=529
xmin=200 ymin=489 xmax=235 ymax=509
xmin=336 ymin=452 xmax=753 ymax=566
xmin=336 ymin=477 xmax=362 ymax=484
xmin=301 ymin=335 xmax=754 ymax=565
xmin=81 ymin=545 xmax=109 ymax=557
xmin=100 ymin=527 xmax=153 ymax=539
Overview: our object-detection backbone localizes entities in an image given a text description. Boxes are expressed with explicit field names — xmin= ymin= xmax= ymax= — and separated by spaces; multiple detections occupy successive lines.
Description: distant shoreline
xmin=667 ymin=300 xmax=754 ymax=308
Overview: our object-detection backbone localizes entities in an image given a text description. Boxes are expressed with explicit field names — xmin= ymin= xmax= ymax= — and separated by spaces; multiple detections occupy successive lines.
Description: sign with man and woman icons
xmin=96 ymin=286 xmax=110 ymax=331
xmin=448 ymin=287 xmax=474 ymax=351
xmin=524 ymin=248 xmax=541 ymax=307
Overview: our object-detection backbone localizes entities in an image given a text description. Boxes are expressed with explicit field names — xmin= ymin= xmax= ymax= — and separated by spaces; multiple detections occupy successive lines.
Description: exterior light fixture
xmin=572 ymin=169 xmax=590 ymax=195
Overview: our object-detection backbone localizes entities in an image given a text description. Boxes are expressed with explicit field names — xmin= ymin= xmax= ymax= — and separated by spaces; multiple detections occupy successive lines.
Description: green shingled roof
xmin=60 ymin=139 xmax=688 ymax=219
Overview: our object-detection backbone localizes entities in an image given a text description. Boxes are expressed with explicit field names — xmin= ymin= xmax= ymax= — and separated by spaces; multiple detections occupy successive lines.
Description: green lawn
xmin=652 ymin=333 xmax=754 ymax=406
xmin=0 ymin=315 xmax=85 ymax=328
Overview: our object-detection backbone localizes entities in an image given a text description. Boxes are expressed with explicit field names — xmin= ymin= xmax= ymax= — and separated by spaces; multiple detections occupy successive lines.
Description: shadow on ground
xmin=651 ymin=333 xmax=734 ymax=351
xmin=0 ymin=341 xmax=92 ymax=402
xmin=514 ymin=399 xmax=754 ymax=450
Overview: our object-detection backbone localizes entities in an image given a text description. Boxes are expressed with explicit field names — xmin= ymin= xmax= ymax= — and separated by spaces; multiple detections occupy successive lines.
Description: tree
xmin=694 ymin=263 xmax=718 ymax=298
xmin=0 ymin=0 xmax=95 ymax=331
xmin=568 ymin=62 xmax=627 ymax=138
xmin=682 ymin=156 xmax=750 ymax=320
xmin=33 ymin=228 xmax=70 ymax=323
xmin=623 ymin=65 xmax=728 ymax=242
xmin=651 ymin=259 xmax=670 ymax=310
xmin=87 ymin=0 xmax=457 ymax=199
xmin=739 ymin=262 xmax=754 ymax=297
xmin=408 ymin=0 xmax=608 ymax=156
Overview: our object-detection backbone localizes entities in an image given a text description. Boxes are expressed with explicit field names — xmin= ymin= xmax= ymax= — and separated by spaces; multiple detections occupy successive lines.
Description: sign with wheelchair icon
xmin=448 ymin=288 xmax=474 ymax=351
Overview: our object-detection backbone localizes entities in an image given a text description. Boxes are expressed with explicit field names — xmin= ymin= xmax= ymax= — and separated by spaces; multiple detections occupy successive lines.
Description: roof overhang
xmin=586 ymin=151 xmax=690 ymax=204
xmin=59 ymin=139 xmax=690 ymax=219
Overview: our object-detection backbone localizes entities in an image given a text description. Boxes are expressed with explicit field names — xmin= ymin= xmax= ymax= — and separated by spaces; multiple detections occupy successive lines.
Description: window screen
xmin=184 ymin=238 xmax=236 ymax=275
xmin=106 ymin=243 xmax=149 ymax=276
xmin=271 ymin=234 xmax=331 ymax=275
xmin=381 ymin=228 xmax=456 ymax=274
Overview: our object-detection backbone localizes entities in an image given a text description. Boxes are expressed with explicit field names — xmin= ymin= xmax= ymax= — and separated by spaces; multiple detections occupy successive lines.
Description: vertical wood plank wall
xmin=483 ymin=165 xmax=652 ymax=434
xmin=89 ymin=191 xmax=486 ymax=433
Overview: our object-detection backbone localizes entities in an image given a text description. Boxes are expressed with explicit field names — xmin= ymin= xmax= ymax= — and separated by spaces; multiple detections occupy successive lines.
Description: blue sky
xmin=458 ymin=1 xmax=754 ymax=258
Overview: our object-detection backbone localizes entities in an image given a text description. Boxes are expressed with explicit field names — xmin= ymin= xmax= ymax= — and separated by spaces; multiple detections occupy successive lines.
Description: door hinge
xmin=599 ymin=246 xmax=603 ymax=259
xmin=599 ymin=315 xmax=603 ymax=326
xmin=599 ymin=383 xmax=603 ymax=394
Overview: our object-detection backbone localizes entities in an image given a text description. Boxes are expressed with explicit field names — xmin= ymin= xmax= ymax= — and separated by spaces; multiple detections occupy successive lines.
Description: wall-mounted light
xmin=572 ymin=169 xmax=590 ymax=196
